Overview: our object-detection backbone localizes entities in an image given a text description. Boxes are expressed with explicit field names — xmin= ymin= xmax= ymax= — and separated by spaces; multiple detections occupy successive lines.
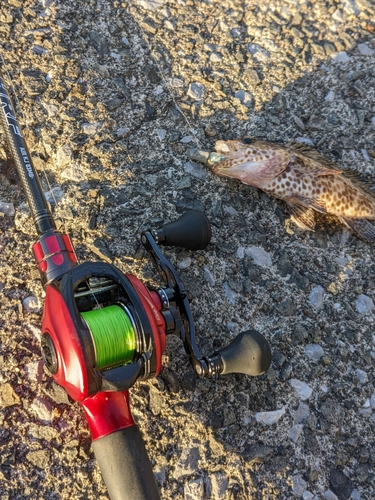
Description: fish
xmin=208 ymin=137 xmax=375 ymax=242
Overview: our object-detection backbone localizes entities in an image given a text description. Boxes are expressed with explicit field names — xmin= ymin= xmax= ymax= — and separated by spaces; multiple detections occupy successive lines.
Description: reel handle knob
xmin=155 ymin=210 xmax=211 ymax=250
xmin=216 ymin=330 xmax=271 ymax=377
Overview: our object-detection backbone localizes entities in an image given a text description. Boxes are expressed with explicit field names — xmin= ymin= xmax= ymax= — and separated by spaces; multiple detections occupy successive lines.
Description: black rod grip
xmin=92 ymin=425 xmax=160 ymax=500
xmin=0 ymin=74 xmax=55 ymax=234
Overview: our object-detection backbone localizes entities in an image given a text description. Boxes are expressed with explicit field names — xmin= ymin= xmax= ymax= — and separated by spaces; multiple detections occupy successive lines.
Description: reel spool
xmin=80 ymin=304 xmax=138 ymax=371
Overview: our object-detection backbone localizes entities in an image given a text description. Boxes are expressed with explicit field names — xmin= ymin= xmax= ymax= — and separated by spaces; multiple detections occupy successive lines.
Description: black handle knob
xmin=156 ymin=210 xmax=211 ymax=250
xmin=215 ymin=330 xmax=271 ymax=376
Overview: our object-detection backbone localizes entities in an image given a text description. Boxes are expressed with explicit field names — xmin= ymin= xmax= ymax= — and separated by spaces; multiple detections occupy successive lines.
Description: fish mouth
xmin=208 ymin=152 xmax=226 ymax=167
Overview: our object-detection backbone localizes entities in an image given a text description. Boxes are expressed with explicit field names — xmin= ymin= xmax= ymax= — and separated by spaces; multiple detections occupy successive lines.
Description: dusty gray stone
xmin=244 ymin=246 xmax=272 ymax=267
xmin=330 ymin=468 xmax=353 ymax=500
xmin=241 ymin=442 xmax=273 ymax=463
xmin=184 ymin=478 xmax=204 ymax=500
xmin=355 ymin=295 xmax=374 ymax=314
xmin=206 ymin=471 xmax=228 ymax=499
xmin=173 ymin=447 xmax=200 ymax=479
xmin=187 ymin=82 xmax=205 ymax=100
xmin=255 ymin=407 xmax=286 ymax=425
xmin=294 ymin=402 xmax=310 ymax=423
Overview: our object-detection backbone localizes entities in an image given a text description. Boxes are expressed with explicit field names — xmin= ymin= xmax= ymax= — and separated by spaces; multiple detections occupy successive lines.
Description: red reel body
xmin=41 ymin=262 xmax=167 ymax=440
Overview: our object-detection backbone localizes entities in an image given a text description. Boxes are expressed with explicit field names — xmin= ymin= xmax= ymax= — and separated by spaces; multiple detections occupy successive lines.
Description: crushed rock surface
xmin=1 ymin=0 xmax=375 ymax=499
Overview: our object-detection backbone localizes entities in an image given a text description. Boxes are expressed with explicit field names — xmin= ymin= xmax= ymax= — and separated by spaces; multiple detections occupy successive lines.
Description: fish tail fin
xmin=338 ymin=217 xmax=375 ymax=243
xmin=287 ymin=204 xmax=316 ymax=231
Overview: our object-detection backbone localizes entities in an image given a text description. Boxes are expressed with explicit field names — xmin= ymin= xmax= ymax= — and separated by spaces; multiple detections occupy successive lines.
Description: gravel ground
xmin=1 ymin=0 xmax=375 ymax=499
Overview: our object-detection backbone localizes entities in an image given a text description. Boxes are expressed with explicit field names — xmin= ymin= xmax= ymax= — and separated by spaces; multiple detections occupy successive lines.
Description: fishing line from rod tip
xmin=132 ymin=3 xmax=203 ymax=149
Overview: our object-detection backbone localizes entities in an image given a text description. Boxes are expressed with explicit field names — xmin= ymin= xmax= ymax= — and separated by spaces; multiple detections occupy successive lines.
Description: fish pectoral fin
xmin=286 ymin=195 xmax=327 ymax=214
xmin=287 ymin=204 xmax=316 ymax=231
xmin=338 ymin=217 xmax=375 ymax=243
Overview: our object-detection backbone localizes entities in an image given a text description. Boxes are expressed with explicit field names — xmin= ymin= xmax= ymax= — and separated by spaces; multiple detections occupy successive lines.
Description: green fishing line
xmin=81 ymin=305 xmax=136 ymax=370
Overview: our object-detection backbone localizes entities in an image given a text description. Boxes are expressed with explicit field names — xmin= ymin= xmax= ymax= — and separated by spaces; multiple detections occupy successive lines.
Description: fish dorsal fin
xmin=290 ymin=155 xmax=342 ymax=178
xmin=287 ymin=142 xmax=340 ymax=170
xmin=288 ymin=141 xmax=375 ymax=197
xmin=340 ymin=169 xmax=375 ymax=198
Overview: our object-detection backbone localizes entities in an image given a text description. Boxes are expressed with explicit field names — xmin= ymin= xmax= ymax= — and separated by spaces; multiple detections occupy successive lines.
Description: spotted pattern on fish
xmin=210 ymin=138 xmax=375 ymax=241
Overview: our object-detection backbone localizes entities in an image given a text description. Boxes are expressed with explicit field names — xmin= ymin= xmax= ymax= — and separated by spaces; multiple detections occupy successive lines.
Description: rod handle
xmin=92 ymin=425 xmax=160 ymax=500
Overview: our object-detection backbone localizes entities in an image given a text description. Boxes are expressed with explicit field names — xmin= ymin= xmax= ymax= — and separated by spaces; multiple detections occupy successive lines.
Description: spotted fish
xmin=209 ymin=138 xmax=375 ymax=242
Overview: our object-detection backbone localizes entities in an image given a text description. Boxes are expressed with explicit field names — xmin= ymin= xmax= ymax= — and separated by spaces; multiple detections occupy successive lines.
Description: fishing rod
xmin=0 ymin=71 xmax=272 ymax=500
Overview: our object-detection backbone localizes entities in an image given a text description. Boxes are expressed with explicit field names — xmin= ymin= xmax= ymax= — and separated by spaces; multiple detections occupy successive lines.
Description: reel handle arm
xmin=142 ymin=221 xmax=271 ymax=379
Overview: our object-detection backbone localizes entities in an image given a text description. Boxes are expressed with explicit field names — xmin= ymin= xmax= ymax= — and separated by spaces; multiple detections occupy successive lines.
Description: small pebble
xmin=223 ymin=206 xmax=238 ymax=216
xmin=0 ymin=383 xmax=21 ymax=407
xmin=206 ymin=471 xmax=228 ymax=499
xmin=332 ymin=9 xmax=344 ymax=22
xmin=355 ymin=294 xmax=374 ymax=314
xmin=332 ymin=51 xmax=350 ymax=63
xmin=255 ymin=407 xmax=285 ymax=425
xmin=325 ymin=90 xmax=335 ymax=102
xmin=186 ymin=148 xmax=210 ymax=164
xmin=82 ymin=122 xmax=102 ymax=135
xmin=24 ymin=360 xmax=44 ymax=383
xmin=44 ymin=187 xmax=64 ymax=205
xmin=288 ymin=424 xmax=303 ymax=443
xmin=56 ymin=144 xmax=73 ymax=167
xmin=180 ymin=135 xmax=193 ymax=143
xmin=355 ymin=369 xmax=368 ymax=384
xmin=357 ymin=43 xmax=374 ymax=56
xmin=187 ymin=82 xmax=205 ymax=100
xmin=116 ymin=127 xmax=129 ymax=137
xmin=203 ymin=267 xmax=215 ymax=286
xmin=184 ymin=478 xmax=204 ymax=500
xmin=156 ymin=128 xmax=166 ymax=141
xmin=234 ymin=89 xmax=253 ymax=108
xmin=184 ymin=161 xmax=208 ymax=180
xmin=248 ymin=43 xmax=270 ymax=62
xmin=324 ymin=491 xmax=339 ymax=500
xmin=236 ymin=247 xmax=244 ymax=259
xmin=361 ymin=149 xmax=370 ymax=162
xmin=292 ymin=475 xmax=307 ymax=496
xmin=209 ymin=52 xmax=222 ymax=63
xmin=290 ymin=379 xmax=313 ymax=400
xmin=309 ymin=285 xmax=325 ymax=309
xmin=23 ymin=296 xmax=40 ymax=313
xmin=0 ymin=201 xmax=15 ymax=216
xmin=223 ymin=282 xmax=237 ymax=304
xmin=30 ymin=397 xmax=53 ymax=423
xmin=61 ymin=162 xmax=85 ymax=182
xmin=244 ymin=246 xmax=272 ymax=267
xmin=293 ymin=115 xmax=305 ymax=130
xmin=295 ymin=137 xmax=314 ymax=146
xmin=302 ymin=492 xmax=314 ymax=500
xmin=305 ymin=344 xmax=324 ymax=360
xmin=178 ymin=257 xmax=192 ymax=269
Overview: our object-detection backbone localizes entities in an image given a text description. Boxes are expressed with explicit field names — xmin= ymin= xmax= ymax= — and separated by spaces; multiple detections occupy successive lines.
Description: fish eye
xmin=242 ymin=137 xmax=252 ymax=144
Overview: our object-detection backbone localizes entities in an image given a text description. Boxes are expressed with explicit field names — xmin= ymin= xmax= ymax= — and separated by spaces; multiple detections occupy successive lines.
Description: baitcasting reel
xmin=40 ymin=210 xmax=271 ymax=404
